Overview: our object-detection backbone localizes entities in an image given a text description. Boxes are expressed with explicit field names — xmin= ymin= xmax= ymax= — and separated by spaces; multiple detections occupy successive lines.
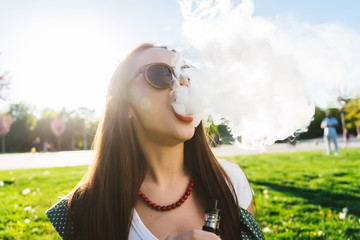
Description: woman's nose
xmin=179 ymin=75 xmax=190 ymax=87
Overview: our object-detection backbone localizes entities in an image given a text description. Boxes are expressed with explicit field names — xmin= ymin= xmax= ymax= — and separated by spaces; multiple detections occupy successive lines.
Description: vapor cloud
xmin=177 ymin=0 xmax=360 ymax=149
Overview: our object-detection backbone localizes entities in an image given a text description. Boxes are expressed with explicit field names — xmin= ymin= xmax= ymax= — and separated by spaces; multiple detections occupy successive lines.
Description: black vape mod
xmin=202 ymin=199 xmax=221 ymax=236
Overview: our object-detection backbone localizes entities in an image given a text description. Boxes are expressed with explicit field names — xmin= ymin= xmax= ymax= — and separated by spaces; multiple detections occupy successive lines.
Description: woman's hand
xmin=165 ymin=230 xmax=220 ymax=240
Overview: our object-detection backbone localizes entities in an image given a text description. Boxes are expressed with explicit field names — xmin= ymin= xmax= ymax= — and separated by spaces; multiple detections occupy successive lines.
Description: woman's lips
xmin=173 ymin=109 xmax=193 ymax=123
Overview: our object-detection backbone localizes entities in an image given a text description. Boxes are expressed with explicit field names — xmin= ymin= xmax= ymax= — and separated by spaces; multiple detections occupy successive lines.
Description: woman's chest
xmin=135 ymin=198 xmax=204 ymax=240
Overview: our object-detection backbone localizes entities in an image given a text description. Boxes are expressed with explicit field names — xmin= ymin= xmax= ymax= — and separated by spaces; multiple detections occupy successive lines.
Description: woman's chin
xmin=172 ymin=126 xmax=195 ymax=143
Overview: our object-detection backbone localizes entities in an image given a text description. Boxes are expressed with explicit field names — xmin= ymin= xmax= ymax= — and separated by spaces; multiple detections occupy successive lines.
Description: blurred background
xmin=0 ymin=0 xmax=360 ymax=153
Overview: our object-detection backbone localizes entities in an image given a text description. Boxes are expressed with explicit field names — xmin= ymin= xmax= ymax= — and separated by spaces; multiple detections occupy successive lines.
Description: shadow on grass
xmin=253 ymin=181 xmax=360 ymax=217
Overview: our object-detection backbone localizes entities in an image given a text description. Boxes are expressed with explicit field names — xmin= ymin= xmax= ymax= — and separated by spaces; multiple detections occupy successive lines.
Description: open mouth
xmin=172 ymin=107 xmax=193 ymax=123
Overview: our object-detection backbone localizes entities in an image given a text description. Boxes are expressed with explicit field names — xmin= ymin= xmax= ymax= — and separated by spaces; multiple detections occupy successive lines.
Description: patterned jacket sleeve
xmin=239 ymin=207 xmax=265 ymax=240
xmin=45 ymin=195 xmax=73 ymax=240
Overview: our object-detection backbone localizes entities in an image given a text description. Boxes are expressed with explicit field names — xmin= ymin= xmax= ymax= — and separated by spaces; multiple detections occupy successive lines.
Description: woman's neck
xmin=141 ymin=141 xmax=188 ymax=185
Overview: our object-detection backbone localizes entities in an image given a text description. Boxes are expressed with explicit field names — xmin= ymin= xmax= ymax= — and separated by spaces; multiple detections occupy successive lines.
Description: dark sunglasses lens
xmin=147 ymin=65 xmax=172 ymax=88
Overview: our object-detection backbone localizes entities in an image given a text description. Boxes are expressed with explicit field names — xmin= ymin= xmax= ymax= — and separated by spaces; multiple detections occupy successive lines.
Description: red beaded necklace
xmin=138 ymin=179 xmax=194 ymax=211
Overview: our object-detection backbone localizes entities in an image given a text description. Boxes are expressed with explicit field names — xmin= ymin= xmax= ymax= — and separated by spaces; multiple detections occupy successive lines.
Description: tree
xmin=0 ymin=60 xmax=11 ymax=100
xmin=0 ymin=103 xmax=100 ymax=153
xmin=4 ymin=103 xmax=37 ymax=152
xmin=0 ymin=59 xmax=14 ymax=152
xmin=74 ymin=107 xmax=96 ymax=150
xmin=344 ymin=97 xmax=360 ymax=135
xmin=298 ymin=107 xmax=324 ymax=139
xmin=33 ymin=107 xmax=99 ymax=151
xmin=0 ymin=113 xmax=13 ymax=152
xmin=33 ymin=108 xmax=58 ymax=144
xmin=205 ymin=118 xmax=235 ymax=146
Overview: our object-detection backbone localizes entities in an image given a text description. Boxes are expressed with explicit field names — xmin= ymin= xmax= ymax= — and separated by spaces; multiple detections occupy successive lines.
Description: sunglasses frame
xmin=128 ymin=62 xmax=177 ymax=89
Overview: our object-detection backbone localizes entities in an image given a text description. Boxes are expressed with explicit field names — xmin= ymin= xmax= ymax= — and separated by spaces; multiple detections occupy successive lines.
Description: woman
xmin=46 ymin=43 xmax=264 ymax=240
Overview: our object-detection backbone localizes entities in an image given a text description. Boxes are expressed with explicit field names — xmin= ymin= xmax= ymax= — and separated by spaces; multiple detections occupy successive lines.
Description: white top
xmin=128 ymin=159 xmax=254 ymax=240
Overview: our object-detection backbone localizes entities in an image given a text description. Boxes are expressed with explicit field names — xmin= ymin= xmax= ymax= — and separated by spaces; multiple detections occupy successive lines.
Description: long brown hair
xmin=68 ymin=43 xmax=243 ymax=239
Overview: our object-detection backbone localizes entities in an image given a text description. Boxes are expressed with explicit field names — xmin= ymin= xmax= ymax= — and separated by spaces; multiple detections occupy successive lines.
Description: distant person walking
xmin=33 ymin=137 xmax=41 ymax=152
xmin=321 ymin=112 xmax=339 ymax=155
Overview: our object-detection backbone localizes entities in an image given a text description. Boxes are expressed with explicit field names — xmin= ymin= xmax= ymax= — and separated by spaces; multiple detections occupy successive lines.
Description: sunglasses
xmin=128 ymin=63 xmax=192 ymax=89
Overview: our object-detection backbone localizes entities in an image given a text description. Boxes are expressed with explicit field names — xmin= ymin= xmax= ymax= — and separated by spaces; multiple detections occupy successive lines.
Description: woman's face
xmin=127 ymin=47 xmax=195 ymax=145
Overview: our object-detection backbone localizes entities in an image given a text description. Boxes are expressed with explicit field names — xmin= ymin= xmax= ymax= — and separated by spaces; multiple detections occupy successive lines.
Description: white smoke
xmin=272 ymin=22 xmax=360 ymax=107
xmin=170 ymin=81 xmax=190 ymax=116
xmin=177 ymin=0 xmax=360 ymax=149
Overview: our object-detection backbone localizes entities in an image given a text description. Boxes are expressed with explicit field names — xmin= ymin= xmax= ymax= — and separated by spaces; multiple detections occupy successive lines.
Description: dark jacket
xmin=46 ymin=196 xmax=265 ymax=240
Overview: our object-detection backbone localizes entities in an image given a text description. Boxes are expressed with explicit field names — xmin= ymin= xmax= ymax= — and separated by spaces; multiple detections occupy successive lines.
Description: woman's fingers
xmin=165 ymin=229 xmax=221 ymax=240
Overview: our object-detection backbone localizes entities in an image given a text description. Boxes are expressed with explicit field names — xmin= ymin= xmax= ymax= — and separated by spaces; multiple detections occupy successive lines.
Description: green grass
xmin=226 ymin=148 xmax=360 ymax=239
xmin=0 ymin=148 xmax=359 ymax=239
xmin=0 ymin=166 xmax=89 ymax=240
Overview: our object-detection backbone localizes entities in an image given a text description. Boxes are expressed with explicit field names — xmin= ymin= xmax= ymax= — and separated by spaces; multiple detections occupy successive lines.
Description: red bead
xmin=138 ymin=179 xmax=194 ymax=212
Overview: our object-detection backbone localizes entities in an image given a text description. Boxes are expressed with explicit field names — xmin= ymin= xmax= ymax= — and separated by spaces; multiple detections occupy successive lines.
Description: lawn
xmin=0 ymin=148 xmax=359 ymax=239
xmin=0 ymin=166 xmax=88 ymax=240
xmin=228 ymin=148 xmax=360 ymax=239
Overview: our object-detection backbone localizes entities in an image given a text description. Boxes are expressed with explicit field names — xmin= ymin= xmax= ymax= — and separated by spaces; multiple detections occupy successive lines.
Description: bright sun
xmin=10 ymin=14 xmax=130 ymax=116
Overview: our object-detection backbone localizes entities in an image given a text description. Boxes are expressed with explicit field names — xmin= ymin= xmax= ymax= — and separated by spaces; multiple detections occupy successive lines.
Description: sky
xmin=0 ymin=0 xmax=359 ymax=117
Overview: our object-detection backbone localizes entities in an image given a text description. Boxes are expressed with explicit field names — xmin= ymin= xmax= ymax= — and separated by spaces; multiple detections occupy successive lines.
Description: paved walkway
xmin=0 ymin=150 xmax=96 ymax=170
xmin=0 ymin=137 xmax=359 ymax=170
xmin=213 ymin=136 xmax=360 ymax=156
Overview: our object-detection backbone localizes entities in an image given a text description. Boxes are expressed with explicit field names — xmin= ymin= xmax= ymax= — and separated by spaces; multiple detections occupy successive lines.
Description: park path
xmin=213 ymin=136 xmax=360 ymax=156
xmin=0 ymin=137 xmax=359 ymax=170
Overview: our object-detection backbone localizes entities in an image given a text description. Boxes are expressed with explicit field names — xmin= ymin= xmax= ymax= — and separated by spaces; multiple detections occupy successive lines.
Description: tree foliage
xmin=0 ymin=103 xmax=99 ymax=152
xmin=299 ymin=107 xmax=326 ymax=139
xmin=2 ymin=99 xmax=358 ymax=152
xmin=5 ymin=103 xmax=37 ymax=152
xmin=344 ymin=97 xmax=360 ymax=132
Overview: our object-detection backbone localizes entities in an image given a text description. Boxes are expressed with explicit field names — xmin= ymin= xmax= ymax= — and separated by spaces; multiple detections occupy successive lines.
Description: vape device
xmin=202 ymin=199 xmax=221 ymax=236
